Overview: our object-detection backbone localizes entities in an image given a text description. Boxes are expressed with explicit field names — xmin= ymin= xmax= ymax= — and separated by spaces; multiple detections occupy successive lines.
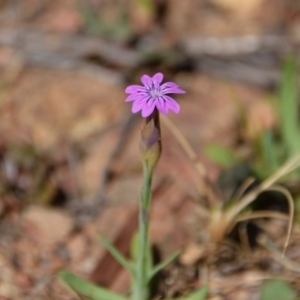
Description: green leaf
xmin=261 ymin=279 xmax=296 ymax=300
xmin=58 ymin=271 xmax=128 ymax=300
xmin=183 ymin=286 xmax=208 ymax=300
xmin=205 ymin=144 xmax=238 ymax=168
xmin=278 ymin=55 xmax=300 ymax=156
xmin=100 ymin=234 xmax=135 ymax=276
xmin=148 ymin=251 xmax=181 ymax=282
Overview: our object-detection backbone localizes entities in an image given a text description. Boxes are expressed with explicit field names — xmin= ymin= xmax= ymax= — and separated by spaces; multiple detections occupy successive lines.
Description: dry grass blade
xmin=260 ymin=154 xmax=300 ymax=190
xmin=160 ymin=115 xmax=205 ymax=173
xmin=232 ymin=176 xmax=256 ymax=201
xmin=235 ymin=210 xmax=289 ymax=223
xmin=265 ymin=186 xmax=294 ymax=257
xmin=160 ymin=115 xmax=217 ymax=206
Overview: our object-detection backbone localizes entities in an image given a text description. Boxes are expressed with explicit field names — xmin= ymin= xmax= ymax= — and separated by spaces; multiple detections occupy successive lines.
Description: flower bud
xmin=139 ymin=108 xmax=162 ymax=172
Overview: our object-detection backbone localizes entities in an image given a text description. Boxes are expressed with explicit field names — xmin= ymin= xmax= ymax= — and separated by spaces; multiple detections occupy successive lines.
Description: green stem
xmin=132 ymin=163 xmax=152 ymax=300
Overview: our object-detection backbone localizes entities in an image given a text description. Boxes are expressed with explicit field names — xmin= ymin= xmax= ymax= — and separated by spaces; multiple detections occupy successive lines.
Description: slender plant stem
xmin=132 ymin=163 xmax=152 ymax=300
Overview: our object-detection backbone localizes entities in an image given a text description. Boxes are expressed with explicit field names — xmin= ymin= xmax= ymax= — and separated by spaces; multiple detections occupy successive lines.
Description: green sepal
xmin=58 ymin=270 xmax=128 ymax=300
xmin=100 ymin=234 xmax=135 ymax=276
xmin=147 ymin=250 xmax=181 ymax=282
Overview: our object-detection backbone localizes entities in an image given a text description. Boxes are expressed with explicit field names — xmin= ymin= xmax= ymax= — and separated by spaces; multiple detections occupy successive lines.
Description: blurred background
xmin=0 ymin=0 xmax=300 ymax=299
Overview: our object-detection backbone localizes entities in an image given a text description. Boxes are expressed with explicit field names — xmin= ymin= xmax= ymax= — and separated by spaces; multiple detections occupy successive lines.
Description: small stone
xmin=22 ymin=205 xmax=74 ymax=247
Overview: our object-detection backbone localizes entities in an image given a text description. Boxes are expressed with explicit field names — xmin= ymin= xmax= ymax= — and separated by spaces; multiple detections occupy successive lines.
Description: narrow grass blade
xmin=261 ymin=129 xmax=279 ymax=173
xmin=147 ymin=250 xmax=180 ymax=282
xmin=100 ymin=234 xmax=135 ymax=276
xmin=58 ymin=271 xmax=128 ymax=300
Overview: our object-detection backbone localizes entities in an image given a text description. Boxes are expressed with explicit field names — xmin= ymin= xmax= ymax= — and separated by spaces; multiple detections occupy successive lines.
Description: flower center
xmin=149 ymin=88 xmax=161 ymax=99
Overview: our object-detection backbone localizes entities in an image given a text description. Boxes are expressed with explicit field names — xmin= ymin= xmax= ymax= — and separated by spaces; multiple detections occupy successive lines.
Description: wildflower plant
xmin=59 ymin=73 xmax=208 ymax=300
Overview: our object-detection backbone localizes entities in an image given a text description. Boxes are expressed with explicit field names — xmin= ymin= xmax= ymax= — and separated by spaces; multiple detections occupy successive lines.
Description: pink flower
xmin=125 ymin=73 xmax=186 ymax=117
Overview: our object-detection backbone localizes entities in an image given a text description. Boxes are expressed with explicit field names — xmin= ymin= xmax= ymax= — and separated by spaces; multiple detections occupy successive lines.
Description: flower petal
xmin=161 ymin=88 xmax=186 ymax=95
xmin=141 ymin=75 xmax=153 ymax=90
xmin=156 ymin=97 xmax=169 ymax=114
xmin=160 ymin=81 xmax=185 ymax=93
xmin=138 ymin=96 xmax=151 ymax=104
xmin=161 ymin=87 xmax=186 ymax=94
xmin=132 ymin=100 xmax=147 ymax=113
xmin=157 ymin=96 xmax=164 ymax=107
xmin=152 ymin=73 xmax=164 ymax=84
xmin=142 ymin=101 xmax=155 ymax=117
xmin=125 ymin=92 xmax=149 ymax=102
xmin=160 ymin=82 xmax=180 ymax=90
xmin=162 ymin=95 xmax=180 ymax=114
xmin=125 ymin=85 xmax=146 ymax=94
xmin=125 ymin=94 xmax=137 ymax=102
